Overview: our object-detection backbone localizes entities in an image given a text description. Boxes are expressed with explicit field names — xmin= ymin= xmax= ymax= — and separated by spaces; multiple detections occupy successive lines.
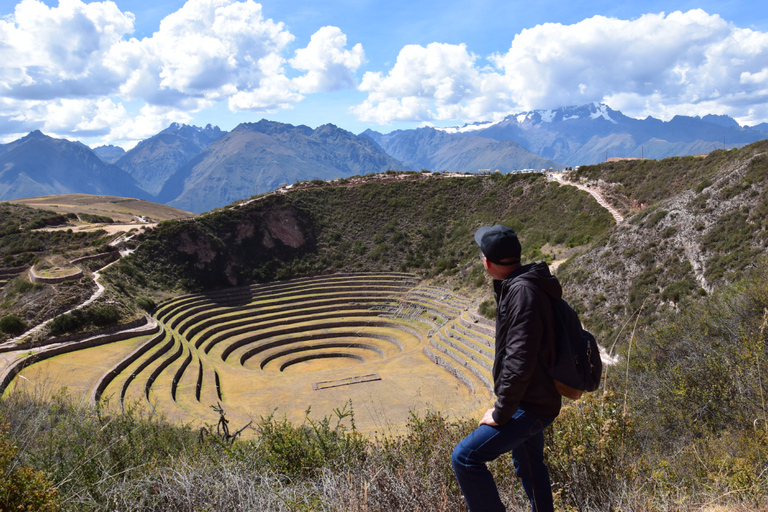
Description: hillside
xmin=552 ymin=141 xmax=768 ymax=340
xmin=110 ymin=171 xmax=613 ymax=291
xmin=9 ymin=194 xmax=193 ymax=223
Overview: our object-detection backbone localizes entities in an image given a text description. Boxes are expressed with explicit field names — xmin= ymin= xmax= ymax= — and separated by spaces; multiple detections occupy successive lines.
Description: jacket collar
xmin=493 ymin=263 xmax=534 ymax=303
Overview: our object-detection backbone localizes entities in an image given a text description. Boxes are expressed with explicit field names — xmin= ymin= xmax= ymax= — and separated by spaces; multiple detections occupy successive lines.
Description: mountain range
xmin=1 ymin=102 xmax=766 ymax=213
xmin=431 ymin=103 xmax=768 ymax=165
xmin=156 ymin=120 xmax=404 ymax=213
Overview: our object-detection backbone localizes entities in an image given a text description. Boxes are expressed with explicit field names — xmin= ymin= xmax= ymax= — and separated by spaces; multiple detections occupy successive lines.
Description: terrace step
xmin=154 ymin=272 xmax=417 ymax=323
xmin=425 ymin=331 xmax=493 ymax=396
xmin=232 ymin=323 xmax=420 ymax=367
xmin=460 ymin=313 xmax=495 ymax=338
xmin=116 ymin=330 xmax=176 ymax=410
xmin=186 ymin=299 xmax=398 ymax=347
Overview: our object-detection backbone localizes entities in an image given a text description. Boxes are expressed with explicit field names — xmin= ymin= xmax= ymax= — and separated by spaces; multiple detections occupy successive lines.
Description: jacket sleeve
xmin=492 ymin=284 xmax=544 ymax=425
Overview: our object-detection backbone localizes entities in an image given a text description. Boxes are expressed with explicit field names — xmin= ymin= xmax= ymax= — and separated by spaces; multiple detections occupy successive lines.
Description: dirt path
xmin=548 ymin=172 xmax=624 ymax=224
xmin=0 ymin=233 xmax=132 ymax=352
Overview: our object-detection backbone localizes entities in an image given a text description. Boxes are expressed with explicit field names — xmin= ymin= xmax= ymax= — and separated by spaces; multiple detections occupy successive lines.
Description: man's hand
xmin=479 ymin=408 xmax=498 ymax=427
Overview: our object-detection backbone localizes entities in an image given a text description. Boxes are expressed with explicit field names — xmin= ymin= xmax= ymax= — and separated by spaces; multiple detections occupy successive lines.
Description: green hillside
xmin=104 ymin=171 xmax=613 ymax=295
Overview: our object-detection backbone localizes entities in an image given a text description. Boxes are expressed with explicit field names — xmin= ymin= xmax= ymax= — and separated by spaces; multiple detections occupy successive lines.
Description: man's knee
xmin=451 ymin=441 xmax=466 ymax=469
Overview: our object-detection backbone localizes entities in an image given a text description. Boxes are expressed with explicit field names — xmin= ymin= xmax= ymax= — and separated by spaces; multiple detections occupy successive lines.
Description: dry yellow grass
xmin=8 ymin=276 xmax=493 ymax=435
xmin=6 ymin=335 xmax=151 ymax=402
xmin=10 ymin=194 xmax=193 ymax=222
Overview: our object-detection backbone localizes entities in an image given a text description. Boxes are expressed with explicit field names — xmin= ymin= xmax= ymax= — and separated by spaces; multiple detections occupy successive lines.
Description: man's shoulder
xmin=504 ymin=262 xmax=562 ymax=300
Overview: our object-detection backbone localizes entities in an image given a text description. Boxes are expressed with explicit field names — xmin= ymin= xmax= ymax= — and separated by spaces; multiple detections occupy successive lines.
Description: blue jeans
xmin=452 ymin=409 xmax=556 ymax=512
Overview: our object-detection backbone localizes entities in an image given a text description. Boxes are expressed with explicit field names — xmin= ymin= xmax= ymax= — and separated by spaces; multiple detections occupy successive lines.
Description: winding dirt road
xmin=548 ymin=172 xmax=624 ymax=224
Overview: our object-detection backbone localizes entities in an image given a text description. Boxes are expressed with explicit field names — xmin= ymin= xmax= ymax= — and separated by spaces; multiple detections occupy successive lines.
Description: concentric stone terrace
xmin=3 ymin=272 xmax=497 ymax=432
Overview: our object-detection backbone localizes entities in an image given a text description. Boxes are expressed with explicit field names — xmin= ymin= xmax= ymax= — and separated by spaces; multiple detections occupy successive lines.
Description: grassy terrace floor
xmin=6 ymin=273 xmax=497 ymax=434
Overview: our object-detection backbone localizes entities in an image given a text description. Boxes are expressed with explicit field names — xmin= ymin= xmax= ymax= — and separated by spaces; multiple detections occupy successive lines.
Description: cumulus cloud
xmin=0 ymin=0 xmax=134 ymax=100
xmin=354 ymin=9 xmax=768 ymax=125
xmin=290 ymin=26 xmax=365 ymax=93
xmin=113 ymin=0 xmax=299 ymax=110
xmin=0 ymin=0 xmax=363 ymax=142
xmin=354 ymin=43 xmax=500 ymax=123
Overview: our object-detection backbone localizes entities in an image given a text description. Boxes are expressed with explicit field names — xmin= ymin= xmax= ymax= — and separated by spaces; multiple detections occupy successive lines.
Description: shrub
xmin=87 ymin=305 xmax=119 ymax=327
xmin=478 ymin=299 xmax=496 ymax=320
xmin=0 ymin=426 xmax=60 ymax=511
xmin=253 ymin=403 xmax=366 ymax=478
xmin=0 ymin=314 xmax=26 ymax=335
xmin=546 ymin=391 xmax=635 ymax=511
xmin=136 ymin=297 xmax=156 ymax=312
xmin=48 ymin=310 xmax=86 ymax=336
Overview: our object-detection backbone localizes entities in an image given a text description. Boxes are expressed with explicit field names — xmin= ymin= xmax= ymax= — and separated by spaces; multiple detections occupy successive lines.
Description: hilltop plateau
xmin=9 ymin=194 xmax=193 ymax=223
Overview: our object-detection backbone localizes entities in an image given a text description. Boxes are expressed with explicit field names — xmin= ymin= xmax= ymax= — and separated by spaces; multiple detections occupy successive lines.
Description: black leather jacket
xmin=491 ymin=262 xmax=562 ymax=425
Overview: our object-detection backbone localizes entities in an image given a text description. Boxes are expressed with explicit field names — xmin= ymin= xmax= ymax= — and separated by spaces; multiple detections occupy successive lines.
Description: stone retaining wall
xmin=70 ymin=251 xmax=119 ymax=265
xmin=29 ymin=266 xmax=83 ymax=284
xmin=219 ymin=318 xmax=419 ymax=361
xmin=0 ymin=266 xmax=28 ymax=279
xmin=171 ymin=352 xmax=193 ymax=401
xmin=1 ymin=319 xmax=161 ymax=398
xmin=438 ymin=331 xmax=492 ymax=369
xmin=261 ymin=341 xmax=385 ymax=369
xmin=144 ymin=338 xmax=183 ymax=401
xmin=196 ymin=305 xmax=392 ymax=351
xmin=453 ymin=322 xmax=494 ymax=349
xmin=6 ymin=316 xmax=151 ymax=353
xmin=244 ymin=333 xmax=397 ymax=368
xmin=423 ymin=346 xmax=475 ymax=394
xmin=117 ymin=333 xmax=176 ymax=410
xmin=175 ymin=287 xmax=407 ymax=336
xmin=90 ymin=324 xmax=167 ymax=406
xmin=427 ymin=336 xmax=493 ymax=393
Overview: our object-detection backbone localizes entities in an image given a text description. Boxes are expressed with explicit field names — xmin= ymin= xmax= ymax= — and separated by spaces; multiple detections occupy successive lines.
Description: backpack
xmin=548 ymin=298 xmax=602 ymax=400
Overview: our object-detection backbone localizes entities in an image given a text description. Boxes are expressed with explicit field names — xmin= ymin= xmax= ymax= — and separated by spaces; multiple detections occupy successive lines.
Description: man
xmin=452 ymin=224 xmax=562 ymax=512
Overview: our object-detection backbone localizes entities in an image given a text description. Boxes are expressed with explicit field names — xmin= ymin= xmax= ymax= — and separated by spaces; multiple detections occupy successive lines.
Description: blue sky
xmin=1 ymin=0 xmax=767 ymax=148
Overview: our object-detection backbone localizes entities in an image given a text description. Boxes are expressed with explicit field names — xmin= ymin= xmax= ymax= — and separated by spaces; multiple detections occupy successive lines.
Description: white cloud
xmin=290 ymin=26 xmax=365 ymax=94
xmin=110 ymin=0 xmax=298 ymax=110
xmin=103 ymin=104 xmax=193 ymax=144
xmin=353 ymin=43 xmax=498 ymax=123
xmin=354 ymin=9 xmax=768 ymax=125
xmin=0 ymin=0 xmax=363 ymax=141
xmin=0 ymin=0 xmax=134 ymax=99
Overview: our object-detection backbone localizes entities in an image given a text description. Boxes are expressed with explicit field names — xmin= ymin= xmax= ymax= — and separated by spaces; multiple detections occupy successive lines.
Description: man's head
xmin=474 ymin=225 xmax=521 ymax=278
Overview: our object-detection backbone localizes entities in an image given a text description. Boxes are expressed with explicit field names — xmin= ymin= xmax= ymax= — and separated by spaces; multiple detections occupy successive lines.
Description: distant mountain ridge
xmin=3 ymin=103 xmax=767 ymax=213
xmin=431 ymin=103 xmax=768 ymax=165
xmin=116 ymin=123 xmax=226 ymax=196
xmin=92 ymin=145 xmax=125 ymax=164
xmin=157 ymin=120 xmax=406 ymax=213
xmin=360 ymin=127 xmax=560 ymax=172
xmin=0 ymin=131 xmax=150 ymax=202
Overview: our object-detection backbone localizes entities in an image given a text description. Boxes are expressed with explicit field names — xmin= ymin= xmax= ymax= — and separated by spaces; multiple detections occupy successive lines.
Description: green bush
xmin=478 ymin=299 xmax=496 ymax=320
xmin=254 ymin=403 xmax=366 ymax=478
xmin=136 ymin=297 xmax=156 ymax=312
xmin=546 ymin=391 xmax=635 ymax=510
xmin=87 ymin=305 xmax=119 ymax=327
xmin=78 ymin=213 xmax=113 ymax=224
xmin=48 ymin=310 xmax=86 ymax=336
xmin=0 ymin=314 xmax=26 ymax=335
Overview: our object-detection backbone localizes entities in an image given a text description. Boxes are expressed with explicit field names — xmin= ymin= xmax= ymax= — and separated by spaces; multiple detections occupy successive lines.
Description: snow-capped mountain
xmin=434 ymin=103 xmax=768 ymax=165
